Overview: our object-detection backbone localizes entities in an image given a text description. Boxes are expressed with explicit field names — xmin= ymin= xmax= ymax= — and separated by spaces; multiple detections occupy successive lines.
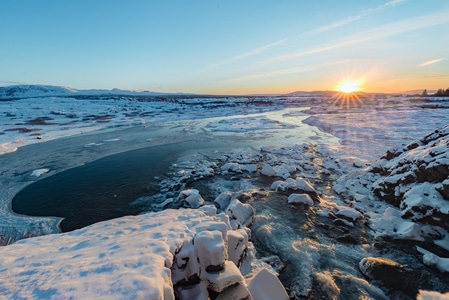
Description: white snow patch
xmin=30 ymin=168 xmax=50 ymax=177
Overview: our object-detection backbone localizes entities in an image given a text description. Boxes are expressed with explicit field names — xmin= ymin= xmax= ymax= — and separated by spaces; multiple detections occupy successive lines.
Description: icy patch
xmin=206 ymin=117 xmax=296 ymax=132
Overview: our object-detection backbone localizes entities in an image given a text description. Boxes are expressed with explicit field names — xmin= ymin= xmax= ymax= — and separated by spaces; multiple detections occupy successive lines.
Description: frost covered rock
xmin=370 ymin=125 xmax=449 ymax=230
xmin=287 ymin=193 xmax=313 ymax=206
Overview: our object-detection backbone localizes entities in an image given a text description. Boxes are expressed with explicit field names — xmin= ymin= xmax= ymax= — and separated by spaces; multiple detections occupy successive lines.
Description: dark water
xmin=12 ymin=140 xmax=225 ymax=232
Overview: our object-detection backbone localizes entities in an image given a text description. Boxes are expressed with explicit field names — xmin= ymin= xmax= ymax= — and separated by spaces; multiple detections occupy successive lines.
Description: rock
xmin=359 ymin=257 xmax=426 ymax=298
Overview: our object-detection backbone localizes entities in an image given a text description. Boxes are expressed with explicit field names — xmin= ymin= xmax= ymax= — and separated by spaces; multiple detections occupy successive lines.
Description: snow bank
xmin=0 ymin=205 xmax=287 ymax=299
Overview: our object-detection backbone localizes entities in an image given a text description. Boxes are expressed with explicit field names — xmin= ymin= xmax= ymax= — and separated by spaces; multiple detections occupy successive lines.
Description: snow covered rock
xmin=177 ymin=189 xmax=205 ymax=208
xmin=370 ymin=125 xmax=449 ymax=230
xmin=287 ymin=193 xmax=314 ymax=206
xmin=226 ymin=199 xmax=255 ymax=229
xmin=247 ymin=268 xmax=289 ymax=300
xmin=214 ymin=192 xmax=232 ymax=210
xmin=271 ymin=177 xmax=316 ymax=193
xmin=227 ymin=229 xmax=249 ymax=267
xmin=196 ymin=230 xmax=227 ymax=272
xmin=331 ymin=205 xmax=362 ymax=222
xmin=260 ymin=164 xmax=276 ymax=176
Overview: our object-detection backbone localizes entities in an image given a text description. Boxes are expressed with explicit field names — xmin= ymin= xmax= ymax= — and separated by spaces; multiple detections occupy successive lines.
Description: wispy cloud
xmin=264 ymin=10 xmax=449 ymax=65
xmin=223 ymin=60 xmax=348 ymax=83
xmin=200 ymin=38 xmax=287 ymax=73
xmin=417 ymin=58 xmax=444 ymax=67
xmin=202 ymin=0 xmax=406 ymax=74
xmin=300 ymin=0 xmax=407 ymax=37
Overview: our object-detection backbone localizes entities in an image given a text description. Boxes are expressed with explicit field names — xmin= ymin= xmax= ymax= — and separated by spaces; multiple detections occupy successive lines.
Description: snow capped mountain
xmin=0 ymin=84 xmax=161 ymax=99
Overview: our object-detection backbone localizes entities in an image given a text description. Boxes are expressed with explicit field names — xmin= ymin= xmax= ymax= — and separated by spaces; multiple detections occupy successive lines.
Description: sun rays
xmin=333 ymin=78 xmax=365 ymax=108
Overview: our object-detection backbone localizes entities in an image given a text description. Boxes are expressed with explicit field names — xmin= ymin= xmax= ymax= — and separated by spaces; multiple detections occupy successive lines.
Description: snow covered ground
xmin=1 ymin=85 xmax=449 ymax=299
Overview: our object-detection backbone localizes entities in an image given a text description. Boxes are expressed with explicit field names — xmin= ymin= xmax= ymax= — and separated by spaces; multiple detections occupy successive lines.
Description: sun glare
xmin=336 ymin=79 xmax=363 ymax=93
xmin=333 ymin=78 xmax=366 ymax=108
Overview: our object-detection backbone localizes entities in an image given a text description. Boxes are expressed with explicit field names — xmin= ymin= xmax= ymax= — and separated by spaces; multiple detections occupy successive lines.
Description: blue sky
xmin=1 ymin=0 xmax=448 ymax=94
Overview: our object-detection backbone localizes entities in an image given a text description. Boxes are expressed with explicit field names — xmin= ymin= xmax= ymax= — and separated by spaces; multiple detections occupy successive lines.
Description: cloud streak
xmin=417 ymin=58 xmax=444 ymax=67
xmin=264 ymin=9 xmax=449 ymax=65
xmin=299 ymin=0 xmax=407 ymax=37
xmin=202 ymin=0 xmax=407 ymax=74
xmin=223 ymin=60 xmax=349 ymax=83
xmin=200 ymin=38 xmax=287 ymax=73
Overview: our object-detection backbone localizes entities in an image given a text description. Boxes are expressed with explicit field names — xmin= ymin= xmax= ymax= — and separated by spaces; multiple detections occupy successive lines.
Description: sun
xmin=332 ymin=78 xmax=366 ymax=108
xmin=336 ymin=79 xmax=363 ymax=93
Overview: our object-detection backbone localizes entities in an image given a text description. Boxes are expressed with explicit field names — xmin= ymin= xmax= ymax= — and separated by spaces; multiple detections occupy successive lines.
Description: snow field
xmin=0 ymin=204 xmax=288 ymax=299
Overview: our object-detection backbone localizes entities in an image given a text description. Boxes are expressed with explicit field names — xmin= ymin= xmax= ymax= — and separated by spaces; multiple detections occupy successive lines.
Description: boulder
xmin=359 ymin=257 xmax=433 ymax=298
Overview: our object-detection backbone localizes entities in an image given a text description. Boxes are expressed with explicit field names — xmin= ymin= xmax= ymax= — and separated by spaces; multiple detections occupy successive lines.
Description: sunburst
xmin=333 ymin=78 xmax=365 ymax=108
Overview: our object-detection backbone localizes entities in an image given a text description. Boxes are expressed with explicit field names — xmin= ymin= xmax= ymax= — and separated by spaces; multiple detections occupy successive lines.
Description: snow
xmin=0 ymin=206 xmax=288 ymax=299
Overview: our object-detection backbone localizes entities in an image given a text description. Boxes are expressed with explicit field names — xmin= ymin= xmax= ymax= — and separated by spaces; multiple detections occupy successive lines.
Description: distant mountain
xmin=400 ymin=89 xmax=437 ymax=95
xmin=0 ymin=85 xmax=162 ymax=99
xmin=285 ymin=90 xmax=373 ymax=97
